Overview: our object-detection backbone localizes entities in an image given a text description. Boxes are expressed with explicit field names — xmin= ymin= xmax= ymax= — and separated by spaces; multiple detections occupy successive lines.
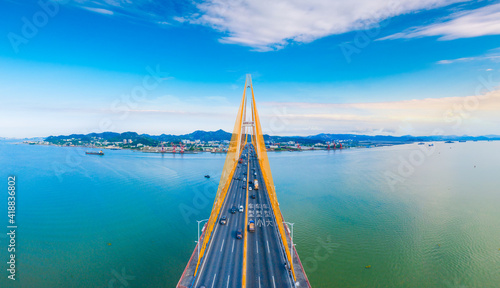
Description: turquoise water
xmin=1 ymin=141 xmax=499 ymax=287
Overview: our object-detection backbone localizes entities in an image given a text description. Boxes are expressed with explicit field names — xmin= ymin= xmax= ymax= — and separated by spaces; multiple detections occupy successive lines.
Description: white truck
xmin=254 ymin=179 xmax=259 ymax=190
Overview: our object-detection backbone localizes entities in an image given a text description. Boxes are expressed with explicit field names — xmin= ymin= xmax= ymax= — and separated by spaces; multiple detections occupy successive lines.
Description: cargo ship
xmin=86 ymin=150 xmax=104 ymax=155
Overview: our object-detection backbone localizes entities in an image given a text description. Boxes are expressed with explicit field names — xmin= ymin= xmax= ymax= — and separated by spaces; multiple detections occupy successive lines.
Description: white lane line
xmin=267 ymin=240 xmax=270 ymax=254
xmin=272 ymin=276 xmax=276 ymax=288
xmin=259 ymin=276 xmax=261 ymax=288
xmin=211 ymin=274 xmax=217 ymax=288
xmin=232 ymin=240 xmax=235 ymax=253
xmin=256 ymin=241 xmax=259 ymax=254
xmin=286 ymin=265 xmax=293 ymax=288
xmin=220 ymin=239 xmax=225 ymax=252
xmin=194 ymin=204 xmax=223 ymax=288
xmin=226 ymin=275 xmax=230 ymax=288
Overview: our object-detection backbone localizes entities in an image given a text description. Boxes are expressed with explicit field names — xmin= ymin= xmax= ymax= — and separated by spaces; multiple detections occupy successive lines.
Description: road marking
xmin=194 ymin=197 xmax=224 ymax=288
xmin=256 ymin=241 xmax=259 ymax=254
xmin=272 ymin=276 xmax=276 ymax=288
xmin=232 ymin=240 xmax=235 ymax=253
xmin=267 ymin=240 xmax=270 ymax=254
xmin=220 ymin=239 xmax=225 ymax=252
xmin=226 ymin=275 xmax=230 ymax=288
xmin=211 ymin=274 xmax=217 ymax=288
xmin=259 ymin=276 xmax=261 ymax=288
xmin=286 ymin=264 xmax=293 ymax=288
xmin=195 ymin=151 xmax=248 ymax=288
xmin=242 ymin=154 xmax=251 ymax=288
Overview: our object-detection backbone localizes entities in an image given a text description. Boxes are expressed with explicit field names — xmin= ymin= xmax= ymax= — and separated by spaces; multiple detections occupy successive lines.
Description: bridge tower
xmin=177 ymin=75 xmax=311 ymax=288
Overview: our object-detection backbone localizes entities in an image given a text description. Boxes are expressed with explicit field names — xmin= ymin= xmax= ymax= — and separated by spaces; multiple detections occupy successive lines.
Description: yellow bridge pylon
xmin=194 ymin=74 xmax=296 ymax=282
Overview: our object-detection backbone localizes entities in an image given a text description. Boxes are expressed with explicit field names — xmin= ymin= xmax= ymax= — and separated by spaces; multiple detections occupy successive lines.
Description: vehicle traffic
xmin=248 ymin=220 xmax=255 ymax=232
xmin=236 ymin=229 xmax=243 ymax=239
xmin=219 ymin=216 xmax=227 ymax=225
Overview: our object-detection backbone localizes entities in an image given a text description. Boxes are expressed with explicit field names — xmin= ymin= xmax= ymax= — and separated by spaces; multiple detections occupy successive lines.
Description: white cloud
xmin=4 ymin=89 xmax=500 ymax=137
xmin=70 ymin=0 xmax=466 ymax=51
xmin=437 ymin=56 xmax=500 ymax=64
xmin=82 ymin=7 xmax=115 ymax=15
xmin=380 ymin=3 xmax=500 ymax=41
xmin=70 ymin=0 xmax=176 ymax=23
xmin=258 ymin=90 xmax=500 ymax=136
xmin=436 ymin=47 xmax=500 ymax=64
xmin=179 ymin=0 xmax=465 ymax=51
xmin=64 ymin=0 xmax=478 ymax=51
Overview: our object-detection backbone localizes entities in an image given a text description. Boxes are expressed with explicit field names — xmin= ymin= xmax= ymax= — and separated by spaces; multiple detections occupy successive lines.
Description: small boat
xmin=418 ymin=142 xmax=425 ymax=145
xmin=204 ymin=175 xmax=210 ymax=178
xmin=86 ymin=150 xmax=104 ymax=156
xmin=428 ymin=143 xmax=434 ymax=147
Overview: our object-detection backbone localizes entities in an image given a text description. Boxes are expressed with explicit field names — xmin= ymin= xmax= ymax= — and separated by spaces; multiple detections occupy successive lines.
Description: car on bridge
xmin=231 ymin=206 xmax=237 ymax=214
xmin=239 ymin=205 xmax=244 ymax=212
xmin=248 ymin=220 xmax=255 ymax=232
xmin=251 ymin=194 xmax=256 ymax=199
xmin=219 ymin=216 xmax=227 ymax=225
xmin=236 ymin=229 xmax=243 ymax=239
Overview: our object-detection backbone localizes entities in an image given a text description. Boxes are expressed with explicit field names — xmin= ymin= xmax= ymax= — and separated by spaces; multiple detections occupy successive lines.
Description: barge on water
xmin=86 ymin=150 xmax=104 ymax=156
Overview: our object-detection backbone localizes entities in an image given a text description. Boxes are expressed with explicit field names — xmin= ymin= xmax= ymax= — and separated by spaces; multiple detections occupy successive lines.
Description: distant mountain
xmin=44 ymin=130 xmax=500 ymax=145
xmin=1 ymin=137 xmax=45 ymax=141
xmin=147 ymin=129 xmax=232 ymax=142
xmin=274 ymin=133 xmax=500 ymax=143
xmin=44 ymin=130 xmax=233 ymax=144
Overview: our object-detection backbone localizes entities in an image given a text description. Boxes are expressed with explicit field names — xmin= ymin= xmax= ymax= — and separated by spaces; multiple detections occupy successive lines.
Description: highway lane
xmin=194 ymin=145 xmax=250 ymax=288
xmin=246 ymin=145 xmax=294 ymax=288
xmin=193 ymin=144 xmax=293 ymax=288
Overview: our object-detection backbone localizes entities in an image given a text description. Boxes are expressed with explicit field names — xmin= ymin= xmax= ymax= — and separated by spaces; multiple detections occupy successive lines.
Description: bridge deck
xmin=177 ymin=144 xmax=311 ymax=288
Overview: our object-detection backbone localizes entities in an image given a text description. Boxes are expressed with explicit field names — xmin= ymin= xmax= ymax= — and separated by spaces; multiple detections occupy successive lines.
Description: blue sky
xmin=1 ymin=0 xmax=499 ymax=137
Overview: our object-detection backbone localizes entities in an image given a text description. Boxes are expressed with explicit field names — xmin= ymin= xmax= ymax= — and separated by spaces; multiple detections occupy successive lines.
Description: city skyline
xmin=1 ymin=0 xmax=500 ymax=138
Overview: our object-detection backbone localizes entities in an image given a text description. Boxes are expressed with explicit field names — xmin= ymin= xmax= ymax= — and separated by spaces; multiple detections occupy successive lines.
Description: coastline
xmin=14 ymin=140 xmax=424 ymax=153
